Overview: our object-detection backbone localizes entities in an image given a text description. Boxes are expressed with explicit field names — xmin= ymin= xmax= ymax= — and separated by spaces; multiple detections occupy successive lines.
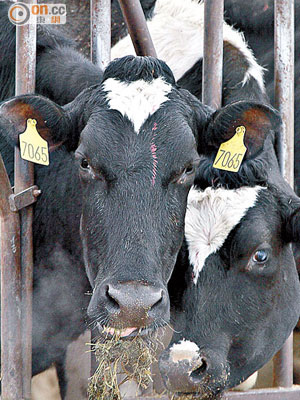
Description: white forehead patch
xmin=102 ymin=77 xmax=171 ymax=133
xmin=170 ymin=340 xmax=200 ymax=363
xmin=185 ymin=186 xmax=264 ymax=284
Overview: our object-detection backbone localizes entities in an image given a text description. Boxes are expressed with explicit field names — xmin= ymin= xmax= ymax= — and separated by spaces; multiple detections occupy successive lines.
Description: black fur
xmin=103 ymin=55 xmax=175 ymax=84
xmin=0 ymin=1 xmax=102 ymax=105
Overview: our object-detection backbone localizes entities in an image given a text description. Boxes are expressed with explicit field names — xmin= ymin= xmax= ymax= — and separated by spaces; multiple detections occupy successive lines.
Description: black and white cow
xmin=111 ymin=0 xmax=269 ymax=106
xmin=0 ymin=51 xmax=211 ymax=394
xmin=158 ymin=101 xmax=300 ymax=398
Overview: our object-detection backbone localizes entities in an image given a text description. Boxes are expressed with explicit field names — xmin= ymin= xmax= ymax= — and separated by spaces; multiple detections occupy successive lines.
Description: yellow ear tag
xmin=212 ymin=126 xmax=247 ymax=173
xmin=19 ymin=119 xmax=49 ymax=166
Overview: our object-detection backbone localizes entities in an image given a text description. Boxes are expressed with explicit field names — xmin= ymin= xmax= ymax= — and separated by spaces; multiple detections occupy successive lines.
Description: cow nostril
xmin=105 ymin=285 xmax=120 ymax=313
xmin=151 ymin=290 xmax=164 ymax=309
xmin=190 ymin=358 xmax=208 ymax=382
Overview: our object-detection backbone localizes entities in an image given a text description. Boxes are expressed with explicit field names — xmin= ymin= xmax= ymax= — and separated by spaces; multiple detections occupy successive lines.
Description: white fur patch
xmin=102 ymin=77 xmax=171 ymax=132
xmin=111 ymin=0 xmax=265 ymax=92
xmin=185 ymin=186 xmax=263 ymax=284
xmin=170 ymin=340 xmax=200 ymax=363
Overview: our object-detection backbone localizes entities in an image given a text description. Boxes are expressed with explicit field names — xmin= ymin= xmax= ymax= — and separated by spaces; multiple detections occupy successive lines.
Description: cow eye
xmin=252 ymin=250 xmax=268 ymax=264
xmin=80 ymin=158 xmax=90 ymax=170
xmin=175 ymin=163 xmax=198 ymax=185
xmin=184 ymin=165 xmax=195 ymax=175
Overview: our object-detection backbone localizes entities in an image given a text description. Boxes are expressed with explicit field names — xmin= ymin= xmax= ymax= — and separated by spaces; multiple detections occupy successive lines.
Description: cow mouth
xmin=97 ymin=322 xmax=166 ymax=339
xmin=100 ymin=325 xmax=138 ymax=338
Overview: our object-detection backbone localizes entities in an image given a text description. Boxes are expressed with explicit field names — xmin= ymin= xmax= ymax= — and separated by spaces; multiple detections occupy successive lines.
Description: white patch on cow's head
xmin=185 ymin=186 xmax=264 ymax=284
xmin=102 ymin=77 xmax=171 ymax=133
xmin=111 ymin=0 xmax=265 ymax=93
xmin=170 ymin=340 xmax=200 ymax=363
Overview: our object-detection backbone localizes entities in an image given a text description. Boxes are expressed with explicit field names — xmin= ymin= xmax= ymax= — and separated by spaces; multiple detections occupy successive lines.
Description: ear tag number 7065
xmin=213 ymin=126 xmax=247 ymax=173
xmin=19 ymin=119 xmax=49 ymax=166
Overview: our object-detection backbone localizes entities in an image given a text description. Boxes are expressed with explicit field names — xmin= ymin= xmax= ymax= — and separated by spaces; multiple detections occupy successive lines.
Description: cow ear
xmin=284 ymin=206 xmax=300 ymax=243
xmin=202 ymin=101 xmax=281 ymax=158
xmin=0 ymin=94 xmax=82 ymax=151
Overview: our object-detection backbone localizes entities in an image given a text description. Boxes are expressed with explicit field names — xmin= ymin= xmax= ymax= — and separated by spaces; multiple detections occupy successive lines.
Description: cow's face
xmin=159 ymin=102 xmax=300 ymax=397
xmin=0 ymin=56 xmax=210 ymax=336
xmin=77 ymin=97 xmax=201 ymax=333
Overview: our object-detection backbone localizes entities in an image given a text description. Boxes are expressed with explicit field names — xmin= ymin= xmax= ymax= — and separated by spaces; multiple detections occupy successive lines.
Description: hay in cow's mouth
xmin=87 ymin=329 xmax=160 ymax=400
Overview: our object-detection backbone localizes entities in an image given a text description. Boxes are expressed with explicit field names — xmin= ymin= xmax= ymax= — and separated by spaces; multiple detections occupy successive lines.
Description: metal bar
xmin=0 ymin=153 xmax=23 ymax=399
xmin=117 ymin=0 xmax=157 ymax=57
xmin=274 ymin=0 xmax=294 ymax=183
xmin=90 ymin=0 xmax=111 ymax=68
xmin=202 ymin=0 xmax=224 ymax=109
xmin=273 ymin=334 xmax=294 ymax=388
xmin=223 ymin=387 xmax=300 ymax=399
xmin=15 ymin=2 xmax=37 ymax=398
xmin=90 ymin=0 xmax=112 ymax=375
xmin=273 ymin=0 xmax=295 ymax=389
xmin=125 ymin=386 xmax=300 ymax=399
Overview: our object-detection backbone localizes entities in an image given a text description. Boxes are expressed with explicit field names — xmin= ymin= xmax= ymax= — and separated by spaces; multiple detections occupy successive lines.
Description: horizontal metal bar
xmin=126 ymin=397 xmax=169 ymax=400
xmin=125 ymin=386 xmax=300 ymax=400
xmin=223 ymin=386 xmax=300 ymax=399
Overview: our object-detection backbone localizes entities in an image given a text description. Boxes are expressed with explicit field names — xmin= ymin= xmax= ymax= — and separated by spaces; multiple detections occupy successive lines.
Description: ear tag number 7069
xmin=19 ymin=119 xmax=49 ymax=166
xmin=213 ymin=126 xmax=247 ymax=173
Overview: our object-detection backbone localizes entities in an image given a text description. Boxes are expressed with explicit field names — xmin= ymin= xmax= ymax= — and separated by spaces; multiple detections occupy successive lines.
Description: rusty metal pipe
xmin=273 ymin=0 xmax=295 ymax=389
xmin=0 ymin=154 xmax=23 ymax=399
xmin=14 ymin=5 xmax=37 ymax=398
xmin=126 ymin=386 xmax=300 ymax=400
xmin=274 ymin=0 xmax=294 ymax=184
xmin=202 ymin=0 xmax=224 ymax=109
xmin=91 ymin=0 xmax=111 ymax=68
xmin=273 ymin=333 xmax=294 ymax=388
xmin=117 ymin=0 xmax=157 ymax=57
xmin=90 ymin=0 xmax=112 ymax=376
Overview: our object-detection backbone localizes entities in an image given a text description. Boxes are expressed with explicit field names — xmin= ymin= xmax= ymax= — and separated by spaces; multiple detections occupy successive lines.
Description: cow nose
xmin=88 ymin=281 xmax=170 ymax=328
xmin=159 ymin=342 xmax=208 ymax=393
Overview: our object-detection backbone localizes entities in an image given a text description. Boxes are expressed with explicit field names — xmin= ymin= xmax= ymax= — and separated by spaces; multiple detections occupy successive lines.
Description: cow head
xmin=0 ymin=55 xmax=212 ymax=337
xmin=159 ymin=101 xmax=300 ymax=397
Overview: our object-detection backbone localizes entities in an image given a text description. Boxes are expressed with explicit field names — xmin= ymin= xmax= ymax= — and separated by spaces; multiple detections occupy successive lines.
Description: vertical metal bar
xmin=15 ymin=2 xmax=37 ymax=398
xmin=274 ymin=0 xmax=294 ymax=183
xmin=202 ymin=0 xmax=224 ymax=109
xmin=91 ymin=0 xmax=111 ymax=68
xmin=90 ymin=0 xmax=111 ymax=375
xmin=0 ymin=154 xmax=22 ymax=400
xmin=117 ymin=0 xmax=157 ymax=57
xmin=273 ymin=334 xmax=294 ymax=387
xmin=273 ymin=0 xmax=294 ymax=389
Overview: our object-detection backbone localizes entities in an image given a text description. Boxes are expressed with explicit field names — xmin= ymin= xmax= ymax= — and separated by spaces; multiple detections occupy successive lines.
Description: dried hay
xmin=87 ymin=330 xmax=160 ymax=400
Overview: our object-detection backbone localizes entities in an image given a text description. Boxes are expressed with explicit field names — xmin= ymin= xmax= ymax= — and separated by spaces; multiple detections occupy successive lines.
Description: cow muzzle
xmin=88 ymin=281 xmax=170 ymax=334
xmin=159 ymin=341 xmax=228 ymax=397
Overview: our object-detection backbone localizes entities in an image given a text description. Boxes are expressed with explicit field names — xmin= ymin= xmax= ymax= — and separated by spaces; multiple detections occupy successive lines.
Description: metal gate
xmin=0 ymin=0 xmax=299 ymax=399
